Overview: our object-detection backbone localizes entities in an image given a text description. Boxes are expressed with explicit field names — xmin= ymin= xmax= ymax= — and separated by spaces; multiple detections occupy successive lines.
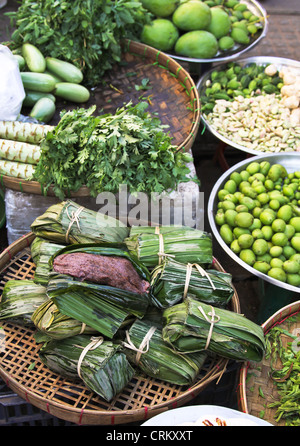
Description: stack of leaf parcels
xmin=31 ymin=199 xmax=129 ymax=244
xmin=162 ymin=297 xmax=266 ymax=362
xmin=38 ymin=334 xmax=135 ymax=402
xmin=151 ymin=259 xmax=235 ymax=309
xmin=125 ymin=226 xmax=213 ymax=267
xmin=0 ymin=280 xmax=48 ymax=326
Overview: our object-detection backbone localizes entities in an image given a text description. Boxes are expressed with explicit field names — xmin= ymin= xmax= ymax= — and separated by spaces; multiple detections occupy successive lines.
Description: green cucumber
xmin=21 ymin=72 xmax=56 ymax=93
xmin=54 ymin=82 xmax=90 ymax=103
xmin=23 ymin=90 xmax=56 ymax=107
xmin=29 ymin=97 xmax=56 ymax=123
xmin=13 ymin=54 xmax=26 ymax=71
xmin=46 ymin=57 xmax=83 ymax=84
xmin=21 ymin=43 xmax=46 ymax=73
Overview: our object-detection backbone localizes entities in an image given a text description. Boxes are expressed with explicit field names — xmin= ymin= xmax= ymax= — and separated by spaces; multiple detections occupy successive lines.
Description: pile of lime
xmin=140 ymin=0 xmax=264 ymax=59
xmin=215 ymin=160 xmax=300 ymax=287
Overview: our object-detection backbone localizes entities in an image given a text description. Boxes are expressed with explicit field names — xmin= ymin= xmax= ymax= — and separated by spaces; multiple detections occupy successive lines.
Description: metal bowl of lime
xmin=208 ymin=152 xmax=300 ymax=293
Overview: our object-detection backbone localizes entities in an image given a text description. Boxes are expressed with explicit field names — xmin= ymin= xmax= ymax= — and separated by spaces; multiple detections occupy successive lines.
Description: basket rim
xmin=0 ymin=40 xmax=200 ymax=198
xmin=0 ymin=232 xmax=239 ymax=425
xmin=237 ymin=300 xmax=300 ymax=416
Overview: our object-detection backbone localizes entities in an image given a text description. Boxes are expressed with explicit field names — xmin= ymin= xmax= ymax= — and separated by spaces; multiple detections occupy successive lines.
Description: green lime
xmin=240 ymin=249 xmax=256 ymax=266
xmin=233 ymin=227 xmax=250 ymax=238
xmin=220 ymin=224 xmax=234 ymax=245
xmin=218 ymin=189 xmax=229 ymax=200
xmin=253 ymin=261 xmax=271 ymax=274
xmin=260 ymin=209 xmax=276 ymax=225
xmin=290 ymin=217 xmax=300 ymax=231
xmin=246 ymin=162 xmax=260 ymax=175
xmin=286 ymin=274 xmax=300 ymax=286
xmin=269 ymin=245 xmax=283 ymax=257
xmin=291 ymin=236 xmax=300 ymax=252
xmin=234 ymin=212 xmax=254 ymax=228
xmin=264 ymin=179 xmax=274 ymax=191
xmin=230 ymin=239 xmax=241 ymax=254
xmin=261 ymin=225 xmax=273 ymax=240
xmin=268 ymin=267 xmax=287 ymax=283
xmin=252 ymin=207 xmax=262 ymax=218
xmin=225 ymin=209 xmax=238 ymax=226
xmin=272 ymin=232 xmax=288 ymax=247
xmin=271 ymin=218 xmax=286 ymax=233
xmin=252 ymin=238 xmax=269 ymax=256
xmin=240 ymin=170 xmax=250 ymax=181
xmin=252 ymin=228 xmax=264 ymax=239
xmin=230 ymin=171 xmax=242 ymax=185
xmin=224 ymin=179 xmax=237 ymax=194
xmin=215 ymin=211 xmax=226 ymax=226
xmin=283 ymin=245 xmax=296 ymax=259
xmin=283 ymin=259 xmax=300 ymax=274
xmin=238 ymin=233 xmax=254 ymax=249
xmin=269 ymin=199 xmax=280 ymax=211
xmin=270 ymin=258 xmax=283 ymax=269
xmin=221 ymin=200 xmax=236 ymax=210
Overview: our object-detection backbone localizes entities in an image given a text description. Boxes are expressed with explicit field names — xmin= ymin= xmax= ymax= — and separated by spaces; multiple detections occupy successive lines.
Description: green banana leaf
xmin=151 ymin=259 xmax=234 ymax=309
xmin=31 ymin=200 xmax=129 ymax=244
xmin=125 ymin=226 xmax=213 ymax=268
xmin=38 ymin=334 xmax=135 ymax=402
xmin=32 ymin=298 xmax=97 ymax=340
xmin=0 ymin=280 xmax=49 ymax=326
xmin=122 ymin=318 xmax=207 ymax=386
xmin=162 ymin=297 xmax=266 ymax=362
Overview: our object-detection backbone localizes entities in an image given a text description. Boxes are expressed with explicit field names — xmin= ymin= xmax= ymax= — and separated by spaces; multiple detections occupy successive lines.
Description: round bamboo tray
xmin=0 ymin=232 xmax=240 ymax=425
xmin=1 ymin=39 xmax=200 ymax=197
xmin=238 ymin=301 xmax=300 ymax=426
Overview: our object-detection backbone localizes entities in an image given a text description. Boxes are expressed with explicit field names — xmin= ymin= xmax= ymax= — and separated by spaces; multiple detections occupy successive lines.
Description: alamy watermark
xmin=95 ymin=184 xmax=204 ymax=229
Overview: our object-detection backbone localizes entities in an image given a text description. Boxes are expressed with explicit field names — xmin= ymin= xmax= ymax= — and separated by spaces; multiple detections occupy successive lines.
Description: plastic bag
xmin=0 ymin=45 xmax=25 ymax=121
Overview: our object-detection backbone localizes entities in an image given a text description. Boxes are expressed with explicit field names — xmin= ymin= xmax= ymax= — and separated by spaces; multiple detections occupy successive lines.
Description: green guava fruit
xmin=174 ymin=30 xmax=218 ymax=58
xmin=207 ymin=7 xmax=231 ymax=39
xmin=172 ymin=1 xmax=211 ymax=31
xmin=141 ymin=19 xmax=179 ymax=51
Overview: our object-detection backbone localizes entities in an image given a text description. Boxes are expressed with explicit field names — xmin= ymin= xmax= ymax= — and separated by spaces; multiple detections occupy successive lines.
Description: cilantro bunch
xmin=34 ymin=102 xmax=195 ymax=199
xmin=6 ymin=0 xmax=150 ymax=86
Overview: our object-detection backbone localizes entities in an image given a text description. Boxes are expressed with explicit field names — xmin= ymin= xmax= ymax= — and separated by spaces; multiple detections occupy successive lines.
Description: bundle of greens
xmin=38 ymin=334 xmax=135 ymax=402
xmin=122 ymin=319 xmax=207 ymax=386
xmin=162 ymin=297 xmax=266 ymax=362
xmin=0 ymin=280 xmax=48 ymax=326
xmin=6 ymin=0 xmax=151 ymax=87
xmin=31 ymin=299 xmax=97 ymax=340
xmin=125 ymin=226 xmax=212 ymax=268
xmin=31 ymin=200 xmax=128 ymax=244
xmin=151 ymin=259 xmax=235 ymax=309
xmin=32 ymin=103 xmax=194 ymax=199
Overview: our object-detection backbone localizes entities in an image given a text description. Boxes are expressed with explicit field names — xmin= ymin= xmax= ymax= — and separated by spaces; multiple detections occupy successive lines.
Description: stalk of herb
xmin=5 ymin=0 xmax=151 ymax=87
xmin=33 ymin=101 xmax=196 ymax=199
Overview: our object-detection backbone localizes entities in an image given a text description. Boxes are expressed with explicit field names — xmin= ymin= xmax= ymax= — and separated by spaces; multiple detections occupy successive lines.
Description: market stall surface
xmin=0 ymin=0 xmax=299 ymax=426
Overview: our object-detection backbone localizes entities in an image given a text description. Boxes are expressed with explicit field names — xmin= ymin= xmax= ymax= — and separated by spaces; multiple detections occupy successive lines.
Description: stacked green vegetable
xmin=6 ymin=0 xmax=151 ymax=87
xmin=15 ymin=42 xmax=90 ymax=123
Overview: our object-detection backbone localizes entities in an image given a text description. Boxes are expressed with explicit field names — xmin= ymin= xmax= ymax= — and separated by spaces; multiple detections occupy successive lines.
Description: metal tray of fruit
xmin=167 ymin=0 xmax=268 ymax=63
xmin=208 ymin=152 xmax=300 ymax=293
xmin=197 ymin=56 xmax=300 ymax=155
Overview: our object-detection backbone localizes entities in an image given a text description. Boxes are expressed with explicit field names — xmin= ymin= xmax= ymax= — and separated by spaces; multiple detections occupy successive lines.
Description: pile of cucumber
xmin=14 ymin=43 xmax=90 ymax=123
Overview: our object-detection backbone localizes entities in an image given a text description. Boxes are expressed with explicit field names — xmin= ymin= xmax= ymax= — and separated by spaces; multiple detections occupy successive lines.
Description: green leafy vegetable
xmin=33 ymin=102 xmax=195 ymax=199
xmin=6 ymin=0 xmax=151 ymax=87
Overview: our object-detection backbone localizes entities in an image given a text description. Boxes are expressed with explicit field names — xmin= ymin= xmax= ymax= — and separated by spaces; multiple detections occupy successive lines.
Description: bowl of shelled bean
xmin=208 ymin=153 xmax=300 ymax=292
xmin=197 ymin=56 xmax=300 ymax=155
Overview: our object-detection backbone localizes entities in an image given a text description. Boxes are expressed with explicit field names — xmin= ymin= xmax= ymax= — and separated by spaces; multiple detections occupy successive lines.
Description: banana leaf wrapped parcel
xmin=46 ymin=243 xmax=152 ymax=337
xmin=31 ymin=200 xmax=129 ymax=244
xmin=162 ymin=297 xmax=266 ymax=362
xmin=31 ymin=299 xmax=97 ymax=340
xmin=31 ymin=239 xmax=66 ymax=285
xmin=125 ymin=226 xmax=213 ymax=268
xmin=151 ymin=259 xmax=235 ymax=309
xmin=122 ymin=319 xmax=207 ymax=386
xmin=0 ymin=280 xmax=48 ymax=326
xmin=38 ymin=334 xmax=135 ymax=402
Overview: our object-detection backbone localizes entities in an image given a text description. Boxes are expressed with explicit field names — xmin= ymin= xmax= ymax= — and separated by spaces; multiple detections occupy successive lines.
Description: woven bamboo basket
xmin=0 ymin=232 xmax=240 ymax=425
xmin=0 ymin=39 xmax=200 ymax=197
xmin=238 ymin=301 xmax=300 ymax=426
